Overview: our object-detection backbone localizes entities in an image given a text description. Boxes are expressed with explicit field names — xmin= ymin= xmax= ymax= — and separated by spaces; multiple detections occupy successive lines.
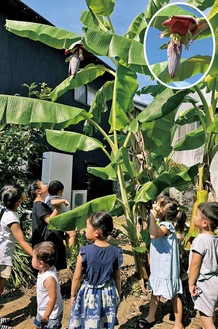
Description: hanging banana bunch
xmin=160 ymin=15 xmax=208 ymax=78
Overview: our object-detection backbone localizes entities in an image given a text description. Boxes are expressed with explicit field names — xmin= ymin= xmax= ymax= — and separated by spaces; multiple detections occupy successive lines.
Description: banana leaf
xmin=48 ymin=194 xmax=117 ymax=231
xmin=174 ymin=126 xmax=205 ymax=151
xmin=0 ymin=95 xmax=90 ymax=128
xmin=5 ymin=20 xmax=80 ymax=49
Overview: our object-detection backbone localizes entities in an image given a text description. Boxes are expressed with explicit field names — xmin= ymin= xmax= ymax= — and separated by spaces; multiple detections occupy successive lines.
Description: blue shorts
xmin=34 ymin=312 xmax=62 ymax=329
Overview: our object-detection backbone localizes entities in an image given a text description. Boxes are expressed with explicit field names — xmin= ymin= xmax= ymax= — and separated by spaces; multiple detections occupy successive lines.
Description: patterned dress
xmin=68 ymin=244 xmax=123 ymax=329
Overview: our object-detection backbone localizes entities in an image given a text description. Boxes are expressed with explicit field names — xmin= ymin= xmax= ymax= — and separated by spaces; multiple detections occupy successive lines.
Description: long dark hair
xmin=27 ymin=179 xmax=40 ymax=203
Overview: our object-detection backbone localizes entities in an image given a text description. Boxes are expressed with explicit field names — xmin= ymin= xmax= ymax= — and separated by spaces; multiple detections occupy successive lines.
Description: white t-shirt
xmin=0 ymin=208 xmax=20 ymax=266
xmin=37 ymin=266 xmax=63 ymax=319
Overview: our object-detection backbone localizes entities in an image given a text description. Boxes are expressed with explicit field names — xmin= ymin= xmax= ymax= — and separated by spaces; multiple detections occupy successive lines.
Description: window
xmin=74 ymin=85 xmax=96 ymax=105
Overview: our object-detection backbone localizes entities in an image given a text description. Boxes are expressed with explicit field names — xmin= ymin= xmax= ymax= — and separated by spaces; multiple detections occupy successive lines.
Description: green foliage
xmin=66 ymin=231 xmax=89 ymax=272
xmin=0 ymin=125 xmax=45 ymax=188
xmin=1 ymin=0 xmax=218 ymax=279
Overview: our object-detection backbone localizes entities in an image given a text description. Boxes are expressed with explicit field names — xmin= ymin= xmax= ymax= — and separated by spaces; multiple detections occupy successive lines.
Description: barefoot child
xmin=32 ymin=241 xmax=63 ymax=329
xmin=188 ymin=202 xmax=218 ymax=329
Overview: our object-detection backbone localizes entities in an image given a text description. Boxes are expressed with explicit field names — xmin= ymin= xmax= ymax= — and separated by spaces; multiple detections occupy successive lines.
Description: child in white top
xmin=0 ymin=185 xmax=33 ymax=329
xmin=32 ymin=241 xmax=63 ymax=329
xmin=188 ymin=202 xmax=218 ymax=329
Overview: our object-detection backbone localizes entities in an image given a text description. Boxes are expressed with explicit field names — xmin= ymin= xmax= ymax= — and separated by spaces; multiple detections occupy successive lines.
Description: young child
xmin=27 ymin=180 xmax=67 ymax=271
xmin=0 ymin=185 xmax=33 ymax=329
xmin=45 ymin=180 xmax=70 ymax=214
xmin=188 ymin=202 xmax=218 ymax=329
xmin=68 ymin=211 xmax=123 ymax=329
xmin=32 ymin=241 xmax=63 ymax=329
xmin=138 ymin=196 xmax=186 ymax=329
xmin=45 ymin=180 xmax=76 ymax=247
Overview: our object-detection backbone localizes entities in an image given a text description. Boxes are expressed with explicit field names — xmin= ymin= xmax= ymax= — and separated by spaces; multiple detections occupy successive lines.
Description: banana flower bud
xmin=167 ymin=42 xmax=182 ymax=78
xmin=68 ymin=48 xmax=84 ymax=78
xmin=65 ymin=41 xmax=95 ymax=78
xmin=161 ymin=15 xmax=206 ymax=78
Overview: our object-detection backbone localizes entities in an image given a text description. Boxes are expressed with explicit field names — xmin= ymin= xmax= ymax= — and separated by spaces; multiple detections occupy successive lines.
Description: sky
xmin=21 ymin=0 xmax=214 ymax=100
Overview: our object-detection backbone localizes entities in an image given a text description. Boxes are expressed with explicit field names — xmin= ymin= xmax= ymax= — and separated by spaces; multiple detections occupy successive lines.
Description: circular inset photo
xmin=144 ymin=2 xmax=215 ymax=89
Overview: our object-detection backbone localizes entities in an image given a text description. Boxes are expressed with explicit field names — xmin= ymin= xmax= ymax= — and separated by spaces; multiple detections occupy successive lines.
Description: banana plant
xmin=0 ymin=0 xmax=217 ymax=277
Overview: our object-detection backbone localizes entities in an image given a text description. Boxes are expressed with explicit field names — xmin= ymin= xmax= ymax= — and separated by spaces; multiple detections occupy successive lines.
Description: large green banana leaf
xmin=48 ymin=194 xmax=116 ymax=231
xmin=131 ymin=88 xmax=191 ymax=126
xmin=174 ymin=126 xmax=205 ymax=151
xmin=50 ymin=64 xmax=110 ymax=101
xmin=141 ymin=110 xmax=176 ymax=157
xmin=5 ymin=20 xmax=80 ymax=50
xmin=109 ymin=63 xmax=138 ymax=131
xmin=82 ymin=27 xmax=149 ymax=74
xmin=153 ymin=56 xmax=212 ymax=84
xmin=176 ymin=107 xmax=204 ymax=125
xmin=45 ymin=130 xmax=106 ymax=153
xmin=135 ymin=164 xmax=198 ymax=203
xmin=125 ymin=0 xmax=169 ymax=42
xmin=187 ymin=0 xmax=216 ymax=11
xmin=87 ymin=147 xmax=137 ymax=181
xmin=85 ymin=0 xmax=115 ymax=16
xmin=0 ymin=95 xmax=90 ymax=128
xmin=88 ymin=164 xmax=117 ymax=181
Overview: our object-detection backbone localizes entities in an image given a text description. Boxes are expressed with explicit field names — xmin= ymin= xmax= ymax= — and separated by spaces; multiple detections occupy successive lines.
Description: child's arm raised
xmin=41 ymin=276 xmax=57 ymax=325
xmin=149 ymin=208 xmax=169 ymax=239
xmin=70 ymin=253 xmax=82 ymax=305
xmin=10 ymin=222 xmax=33 ymax=256
xmin=188 ymin=250 xmax=202 ymax=296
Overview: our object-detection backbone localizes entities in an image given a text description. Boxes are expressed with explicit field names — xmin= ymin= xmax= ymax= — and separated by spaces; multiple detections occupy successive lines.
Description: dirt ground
xmin=0 ymin=224 xmax=217 ymax=329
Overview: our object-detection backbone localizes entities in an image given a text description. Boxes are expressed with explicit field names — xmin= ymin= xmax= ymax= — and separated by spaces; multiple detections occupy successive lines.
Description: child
xmin=32 ymin=241 xmax=63 ymax=329
xmin=188 ymin=202 xmax=218 ymax=329
xmin=27 ymin=180 xmax=67 ymax=271
xmin=45 ymin=180 xmax=76 ymax=247
xmin=138 ymin=196 xmax=186 ymax=329
xmin=0 ymin=185 xmax=33 ymax=329
xmin=68 ymin=211 xmax=123 ymax=329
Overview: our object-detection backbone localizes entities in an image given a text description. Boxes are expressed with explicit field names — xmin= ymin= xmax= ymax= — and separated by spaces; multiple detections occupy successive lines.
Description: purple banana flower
xmin=68 ymin=48 xmax=83 ymax=78
xmin=167 ymin=41 xmax=182 ymax=78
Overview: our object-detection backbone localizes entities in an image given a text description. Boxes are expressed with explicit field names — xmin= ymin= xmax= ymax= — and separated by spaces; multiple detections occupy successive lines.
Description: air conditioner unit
xmin=71 ymin=190 xmax=87 ymax=208
xmin=41 ymin=151 xmax=73 ymax=203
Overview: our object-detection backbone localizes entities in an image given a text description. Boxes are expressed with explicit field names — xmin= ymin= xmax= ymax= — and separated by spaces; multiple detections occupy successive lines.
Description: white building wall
xmin=172 ymin=90 xmax=218 ymax=201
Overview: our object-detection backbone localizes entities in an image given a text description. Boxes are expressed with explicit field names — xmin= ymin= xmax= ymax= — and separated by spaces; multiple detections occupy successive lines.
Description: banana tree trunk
xmin=185 ymin=163 xmax=208 ymax=249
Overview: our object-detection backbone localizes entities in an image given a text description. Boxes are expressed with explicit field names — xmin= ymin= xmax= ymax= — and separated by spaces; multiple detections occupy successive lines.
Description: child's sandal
xmin=137 ymin=319 xmax=156 ymax=328
xmin=0 ymin=319 xmax=11 ymax=325
xmin=0 ymin=325 xmax=13 ymax=329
